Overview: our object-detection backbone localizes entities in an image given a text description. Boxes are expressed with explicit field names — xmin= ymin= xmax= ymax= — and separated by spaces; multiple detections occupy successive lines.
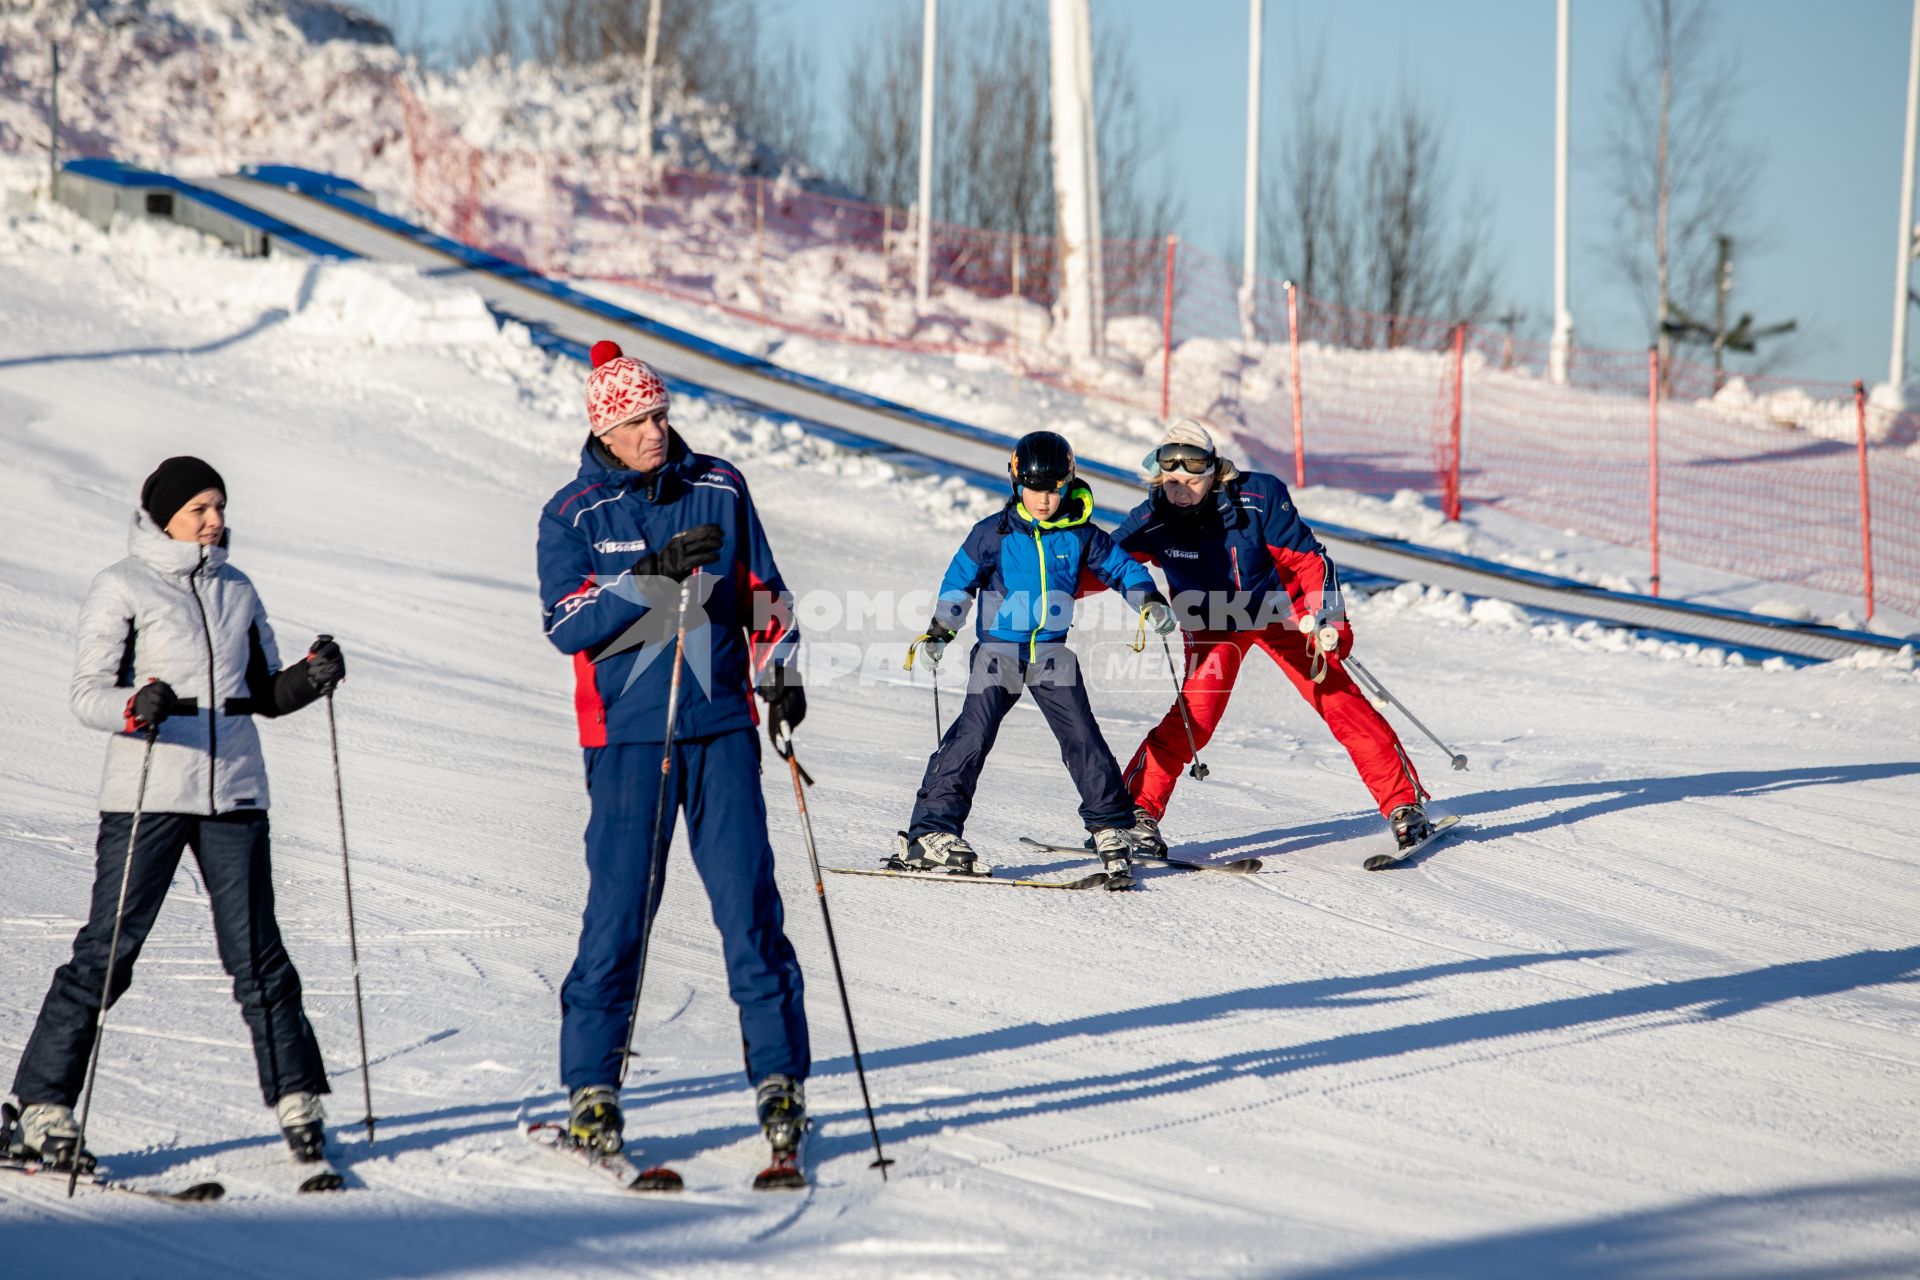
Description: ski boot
xmin=13 ymin=1102 xmax=95 ymax=1173
xmin=1091 ymin=827 xmax=1136 ymax=891
xmin=275 ymin=1092 xmax=328 ymax=1162
xmin=889 ymin=830 xmax=982 ymax=875
xmin=567 ymin=1084 xmax=624 ymax=1156
xmin=1389 ymin=802 xmax=1435 ymax=852
xmin=1126 ymin=807 xmax=1167 ymax=858
xmin=752 ymin=1074 xmax=808 ymax=1190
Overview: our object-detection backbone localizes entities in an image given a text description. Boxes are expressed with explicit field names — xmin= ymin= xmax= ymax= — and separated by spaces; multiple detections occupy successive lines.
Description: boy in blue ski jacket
xmin=897 ymin=431 xmax=1174 ymax=890
xmin=535 ymin=340 xmax=809 ymax=1169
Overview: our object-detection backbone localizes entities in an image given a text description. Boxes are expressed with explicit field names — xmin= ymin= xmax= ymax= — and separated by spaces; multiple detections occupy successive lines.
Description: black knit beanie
xmin=141 ymin=456 xmax=227 ymax=529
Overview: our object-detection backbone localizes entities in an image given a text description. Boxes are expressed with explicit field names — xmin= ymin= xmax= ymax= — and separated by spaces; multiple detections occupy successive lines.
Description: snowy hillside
xmin=3 ymin=184 xmax=1920 ymax=1277
xmin=0 ymin=0 xmax=809 ymax=193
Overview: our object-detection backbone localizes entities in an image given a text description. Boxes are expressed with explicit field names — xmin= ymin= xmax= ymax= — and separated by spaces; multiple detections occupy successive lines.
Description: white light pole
xmin=1239 ymin=0 xmax=1264 ymax=343
xmin=1549 ymin=0 xmax=1575 ymax=384
xmin=1049 ymin=0 xmax=1101 ymax=358
xmin=635 ymin=0 xmax=663 ymax=276
xmin=1891 ymin=0 xmax=1920 ymax=389
xmin=916 ymin=0 xmax=938 ymax=308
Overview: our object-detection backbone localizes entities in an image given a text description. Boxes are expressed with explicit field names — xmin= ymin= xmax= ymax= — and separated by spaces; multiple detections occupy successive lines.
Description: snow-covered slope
xmin=0 ymin=0 xmax=809 ymax=191
xmin=2 ymin=199 xmax=1918 ymax=1277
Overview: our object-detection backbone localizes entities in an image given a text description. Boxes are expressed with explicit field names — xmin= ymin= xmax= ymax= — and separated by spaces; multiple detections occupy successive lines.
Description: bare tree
xmin=836 ymin=0 xmax=1179 ymax=245
xmin=837 ymin=5 xmax=923 ymax=209
xmin=449 ymin=0 xmax=522 ymax=65
xmin=1093 ymin=18 xmax=1183 ymax=246
xmin=521 ymin=0 xmax=820 ymax=173
xmin=1600 ymin=0 xmax=1759 ymax=388
xmin=1356 ymin=86 xmax=1497 ymax=340
xmin=1260 ymin=38 xmax=1354 ymax=305
xmin=945 ymin=0 xmax=1051 ymax=237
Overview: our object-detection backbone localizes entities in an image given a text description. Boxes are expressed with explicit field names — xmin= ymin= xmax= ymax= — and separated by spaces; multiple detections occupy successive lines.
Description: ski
xmin=1018 ymin=835 xmax=1263 ymax=875
xmin=525 ymin=1121 xmax=683 ymax=1192
xmin=751 ymin=1126 xmax=808 ymax=1191
xmin=0 ymin=1157 xmax=225 ymax=1203
xmin=1363 ymin=814 xmax=1463 ymax=871
xmin=295 ymin=1159 xmax=347 ymax=1193
xmin=828 ymin=866 xmax=1110 ymax=891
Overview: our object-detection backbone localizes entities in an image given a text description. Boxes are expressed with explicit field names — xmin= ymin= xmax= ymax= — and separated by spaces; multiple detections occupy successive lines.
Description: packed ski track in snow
xmin=2 ymin=198 xmax=1919 ymax=1279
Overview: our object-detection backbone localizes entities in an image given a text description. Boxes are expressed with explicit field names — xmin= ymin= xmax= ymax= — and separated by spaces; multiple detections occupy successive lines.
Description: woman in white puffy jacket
xmin=6 ymin=457 xmax=346 ymax=1173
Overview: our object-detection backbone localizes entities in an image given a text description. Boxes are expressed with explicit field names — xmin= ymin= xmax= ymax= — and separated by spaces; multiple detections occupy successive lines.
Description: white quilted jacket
xmin=71 ymin=513 xmax=296 ymax=815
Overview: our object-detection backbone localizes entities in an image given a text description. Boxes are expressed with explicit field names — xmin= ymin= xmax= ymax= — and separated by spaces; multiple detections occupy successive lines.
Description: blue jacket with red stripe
xmin=1110 ymin=470 xmax=1343 ymax=633
xmin=538 ymin=435 xmax=798 ymax=745
xmin=935 ymin=481 xmax=1156 ymax=655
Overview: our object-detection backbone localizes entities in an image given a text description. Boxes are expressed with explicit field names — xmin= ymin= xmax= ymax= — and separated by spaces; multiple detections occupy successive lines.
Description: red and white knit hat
xmin=584 ymin=340 xmax=669 ymax=436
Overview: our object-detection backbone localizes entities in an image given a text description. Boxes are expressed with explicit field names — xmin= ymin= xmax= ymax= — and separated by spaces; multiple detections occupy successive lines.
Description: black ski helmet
xmin=1009 ymin=431 xmax=1075 ymax=494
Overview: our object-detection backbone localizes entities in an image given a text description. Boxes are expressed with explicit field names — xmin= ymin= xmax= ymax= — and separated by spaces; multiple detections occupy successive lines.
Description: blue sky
xmin=414 ymin=1 xmax=1919 ymax=387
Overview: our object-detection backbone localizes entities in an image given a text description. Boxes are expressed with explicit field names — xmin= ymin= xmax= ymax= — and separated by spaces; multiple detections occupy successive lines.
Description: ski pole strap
xmin=1130 ymin=608 xmax=1147 ymax=654
xmin=771 ymin=727 xmax=815 ymax=786
xmin=903 ymin=634 xmax=929 ymax=671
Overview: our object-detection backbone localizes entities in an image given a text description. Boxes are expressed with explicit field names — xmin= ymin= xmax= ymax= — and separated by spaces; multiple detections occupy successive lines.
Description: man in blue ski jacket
xmin=897 ymin=431 xmax=1175 ymax=891
xmin=536 ymin=340 xmax=809 ymax=1168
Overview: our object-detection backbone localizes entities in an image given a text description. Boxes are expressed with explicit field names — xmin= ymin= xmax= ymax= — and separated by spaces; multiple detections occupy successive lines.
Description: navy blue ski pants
xmin=909 ymin=641 xmax=1133 ymax=839
xmin=12 ymin=811 xmax=329 ymax=1109
xmin=560 ymin=729 xmax=809 ymax=1091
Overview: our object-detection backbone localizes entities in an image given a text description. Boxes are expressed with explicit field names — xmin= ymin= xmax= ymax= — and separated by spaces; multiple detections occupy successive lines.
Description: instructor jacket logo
xmin=594 ymin=538 xmax=650 ymax=555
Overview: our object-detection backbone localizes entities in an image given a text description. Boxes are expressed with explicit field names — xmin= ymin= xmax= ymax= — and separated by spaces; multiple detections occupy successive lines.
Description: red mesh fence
xmin=10 ymin=47 xmax=1911 ymax=623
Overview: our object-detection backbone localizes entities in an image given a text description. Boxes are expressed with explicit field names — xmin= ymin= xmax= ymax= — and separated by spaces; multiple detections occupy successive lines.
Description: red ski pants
xmin=1123 ymin=625 xmax=1422 ymax=821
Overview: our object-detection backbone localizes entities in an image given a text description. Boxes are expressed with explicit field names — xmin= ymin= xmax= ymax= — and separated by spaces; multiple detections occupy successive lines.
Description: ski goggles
xmin=1149 ymin=444 xmax=1218 ymax=475
xmin=1014 ymin=468 xmax=1075 ymax=493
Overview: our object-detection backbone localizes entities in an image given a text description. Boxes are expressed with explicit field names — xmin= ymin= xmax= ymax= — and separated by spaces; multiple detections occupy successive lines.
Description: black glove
xmin=758 ymin=666 xmax=807 ymax=744
xmin=633 ymin=524 xmax=724 ymax=583
xmin=307 ymin=636 xmax=345 ymax=693
xmin=130 ymin=680 xmax=179 ymax=729
xmin=919 ymin=618 xmax=957 ymax=668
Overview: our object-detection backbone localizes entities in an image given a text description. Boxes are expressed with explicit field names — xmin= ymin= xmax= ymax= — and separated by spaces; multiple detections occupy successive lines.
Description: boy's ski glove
xmin=905 ymin=619 xmax=957 ymax=670
xmin=633 ymin=523 xmax=723 ymax=583
xmin=1142 ymin=592 xmax=1178 ymax=636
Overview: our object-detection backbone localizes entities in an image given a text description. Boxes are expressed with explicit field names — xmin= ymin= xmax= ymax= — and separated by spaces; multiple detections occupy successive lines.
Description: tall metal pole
xmin=636 ymin=0 xmax=663 ymax=277
xmin=1891 ymin=0 xmax=1920 ymax=388
xmin=1239 ymin=0 xmax=1264 ymax=343
xmin=915 ymin=0 xmax=938 ymax=308
xmin=49 ymin=42 xmax=61 ymax=197
xmin=1549 ymin=0 xmax=1574 ymax=384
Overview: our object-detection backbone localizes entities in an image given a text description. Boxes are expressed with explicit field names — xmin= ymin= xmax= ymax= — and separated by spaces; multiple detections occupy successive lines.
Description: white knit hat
xmin=1141 ymin=417 xmax=1221 ymax=474
xmin=1162 ymin=418 xmax=1218 ymax=454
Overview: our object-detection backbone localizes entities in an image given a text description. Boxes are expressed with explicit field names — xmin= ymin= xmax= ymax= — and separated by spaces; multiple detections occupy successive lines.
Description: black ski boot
xmin=1389 ymin=802 xmax=1435 ymax=852
xmin=1092 ymin=828 xmax=1136 ymax=891
xmin=1126 ymin=807 xmax=1167 ymax=857
xmin=276 ymin=1092 xmax=328 ymax=1162
xmin=568 ymin=1085 xmax=624 ymax=1156
xmin=889 ymin=830 xmax=983 ymax=875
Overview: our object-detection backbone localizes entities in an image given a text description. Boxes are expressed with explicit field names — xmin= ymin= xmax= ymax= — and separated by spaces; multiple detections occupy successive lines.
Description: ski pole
xmin=1160 ymin=634 xmax=1209 ymax=780
xmin=931 ymin=669 xmax=943 ymax=745
xmin=620 ymin=575 xmax=694 ymax=1086
xmin=69 ymin=725 xmax=158 ymax=1197
xmin=1346 ymin=656 xmax=1468 ymax=770
xmin=319 ymin=642 xmax=377 ymax=1146
xmin=770 ymin=725 xmax=895 ymax=1180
